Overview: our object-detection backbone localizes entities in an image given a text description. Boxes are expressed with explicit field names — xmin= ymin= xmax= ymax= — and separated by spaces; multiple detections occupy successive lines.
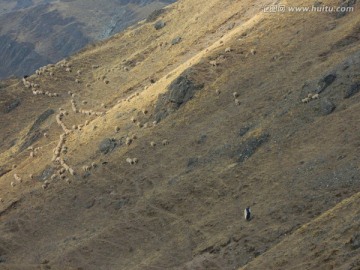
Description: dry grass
xmin=0 ymin=0 xmax=360 ymax=269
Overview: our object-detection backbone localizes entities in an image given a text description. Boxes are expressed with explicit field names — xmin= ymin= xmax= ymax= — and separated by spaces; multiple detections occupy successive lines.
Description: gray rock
xmin=114 ymin=198 xmax=129 ymax=210
xmin=154 ymin=20 xmax=166 ymax=30
xmin=196 ymin=134 xmax=207 ymax=144
xmin=154 ymin=71 xmax=204 ymax=122
xmin=344 ymin=82 xmax=360 ymax=98
xmin=3 ymin=99 xmax=20 ymax=113
xmin=39 ymin=166 xmax=55 ymax=181
xmin=349 ymin=233 xmax=360 ymax=250
xmin=169 ymin=75 xmax=195 ymax=105
xmin=236 ymin=133 xmax=270 ymax=163
xmin=319 ymin=98 xmax=336 ymax=115
xmin=239 ymin=126 xmax=251 ymax=137
xmin=316 ymin=74 xmax=336 ymax=93
xmin=187 ymin=157 xmax=199 ymax=169
xmin=99 ymin=138 xmax=117 ymax=154
xmin=146 ymin=8 xmax=166 ymax=22
xmin=19 ymin=109 xmax=54 ymax=152
xmin=171 ymin=36 xmax=182 ymax=45
xmin=336 ymin=0 xmax=357 ymax=18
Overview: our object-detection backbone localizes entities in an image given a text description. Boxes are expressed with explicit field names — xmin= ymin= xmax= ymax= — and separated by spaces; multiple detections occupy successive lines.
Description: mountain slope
xmin=0 ymin=0 xmax=176 ymax=79
xmin=0 ymin=0 xmax=360 ymax=269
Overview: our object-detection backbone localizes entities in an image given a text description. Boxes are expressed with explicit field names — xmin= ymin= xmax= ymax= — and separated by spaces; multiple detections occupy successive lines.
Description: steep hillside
xmin=0 ymin=0 xmax=176 ymax=79
xmin=0 ymin=0 xmax=360 ymax=269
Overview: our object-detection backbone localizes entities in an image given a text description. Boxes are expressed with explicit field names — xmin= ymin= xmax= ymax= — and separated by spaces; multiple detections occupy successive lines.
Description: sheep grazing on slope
xmin=150 ymin=141 xmax=156 ymax=147
xmin=225 ymin=47 xmax=232 ymax=53
xmin=82 ymin=165 xmax=91 ymax=172
xmin=302 ymin=97 xmax=311 ymax=103
xmin=209 ymin=60 xmax=218 ymax=66
xmin=125 ymin=137 xmax=132 ymax=146
xmin=235 ymin=99 xmax=241 ymax=106
xmin=126 ymin=158 xmax=134 ymax=164
xmin=14 ymin=174 xmax=22 ymax=183
xmin=312 ymin=94 xmax=319 ymax=99
xmin=233 ymin=92 xmax=239 ymax=98
xmin=162 ymin=139 xmax=169 ymax=146
xmin=215 ymin=89 xmax=221 ymax=95
xmin=68 ymin=168 xmax=76 ymax=176
xmin=42 ymin=180 xmax=50 ymax=189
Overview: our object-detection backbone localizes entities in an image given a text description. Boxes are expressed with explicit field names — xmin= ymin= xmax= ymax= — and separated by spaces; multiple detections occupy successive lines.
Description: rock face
xmin=154 ymin=20 xmax=166 ymax=30
xmin=0 ymin=0 xmax=176 ymax=79
xmin=99 ymin=138 xmax=117 ymax=154
xmin=154 ymin=70 xmax=204 ymax=122
xmin=344 ymin=82 xmax=360 ymax=99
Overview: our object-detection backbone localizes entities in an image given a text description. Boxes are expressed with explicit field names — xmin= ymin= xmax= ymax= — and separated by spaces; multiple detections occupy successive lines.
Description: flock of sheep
xmin=10 ymin=59 xmax=173 ymax=191
xmin=8 ymin=36 xmax=321 ymax=194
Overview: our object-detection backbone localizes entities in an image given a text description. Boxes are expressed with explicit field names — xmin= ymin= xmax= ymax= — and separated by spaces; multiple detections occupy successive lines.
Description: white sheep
xmin=233 ymin=92 xmax=239 ymax=98
xmin=162 ymin=139 xmax=169 ymax=146
xmin=132 ymin=158 xmax=139 ymax=164
xmin=250 ymin=48 xmax=256 ymax=55
xmin=209 ymin=60 xmax=218 ymax=66
xmin=225 ymin=47 xmax=232 ymax=53
xmin=68 ymin=168 xmax=75 ymax=176
xmin=235 ymin=99 xmax=241 ymax=106
xmin=131 ymin=117 xmax=136 ymax=123
xmin=302 ymin=97 xmax=311 ymax=103
xmin=11 ymin=181 xmax=16 ymax=188
xmin=82 ymin=165 xmax=91 ymax=172
xmin=42 ymin=180 xmax=50 ymax=189
xmin=30 ymin=151 xmax=35 ymax=158
xmin=14 ymin=174 xmax=22 ymax=183
xmin=126 ymin=157 xmax=134 ymax=164
xmin=150 ymin=141 xmax=156 ymax=147
xmin=312 ymin=94 xmax=319 ymax=99
xmin=91 ymin=162 xmax=97 ymax=168
xmin=125 ymin=137 xmax=132 ymax=146
xmin=215 ymin=89 xmax=221 ymax=95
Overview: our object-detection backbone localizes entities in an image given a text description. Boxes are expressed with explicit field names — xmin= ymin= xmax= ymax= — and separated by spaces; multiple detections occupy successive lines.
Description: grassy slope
xmin=0 ymin=0 xmax=360 ymax=269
